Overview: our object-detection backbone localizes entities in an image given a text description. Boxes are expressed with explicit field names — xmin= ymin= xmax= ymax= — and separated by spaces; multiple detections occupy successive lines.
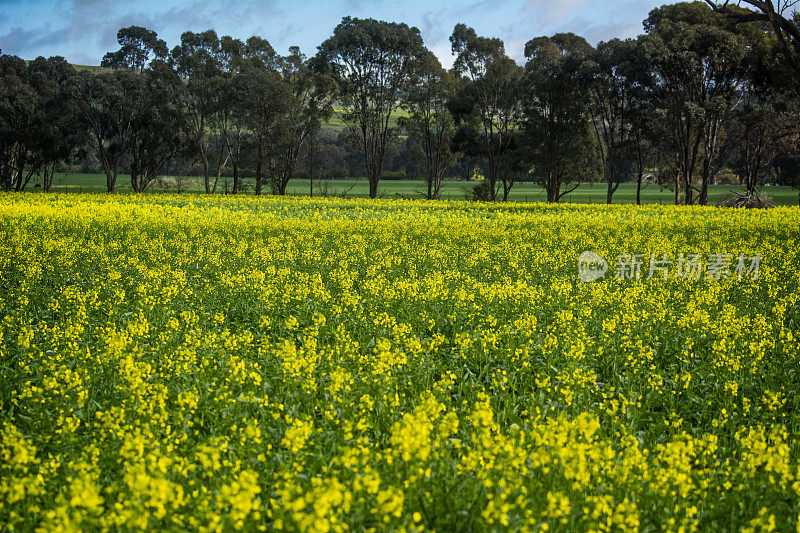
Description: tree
xmin=218 ymin=36 xmax=250 ymax=195
xmin=303 ymin=67 xmax=337 ymax=197
xmin=584 ymin=38 xmax=647 ymax=203
xmin=728 ymin=95 xmax=799 ymax=193
xmin=706 ymin=0 xmax=800 ymax=85
xmin=171 ymin=30 xmax=226 ymax=194
xmin=231 ymin=66 xmax=290 ymax=196
xmin=127 ymin=62 xmax=187 ymax=192
xmin=98 ymin=27 xmax=187 ymax=193
xmin=70 ymin=69 xmax=143 ymax=192
xmin=101 ymin=26 xmax=168 ymax=73
xmin=643 ymin=2 xmax=749 ymax=205
xmin=0 ymin=55 xmax=39 ymax=191
xmin=269 ymin=47 xmax=334 ymax=196
xmin=206 ymin=35 xmax=256 ymax=195
xmin=523 ymin=34 xmax=598 ymax=203
xmin=316 ymin=17 xmax=425 ymax=199
xmin=449 ymin=24 xmax=523 ymax=201
xmin=399 ymin=50 xmax=456 ymax=200
xmin=727 ymin=34 xmax=800 ymax=194
xmin=625 ymin=37 xmax=661 ymax=205
xmin=26 ymin=56 xmax=83 ymax=191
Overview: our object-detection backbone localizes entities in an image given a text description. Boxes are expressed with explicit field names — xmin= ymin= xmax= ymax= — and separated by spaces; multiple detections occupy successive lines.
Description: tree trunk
xmin=255 ymin=147 xmax=263 ymax=196
xmin=635 ymin=150 xmax=644 ymax=206
xmin=202 ymin=150 xmax=210 ymax=194
xmin=682 ymin=168 xmax=693 ymax=205
xmin=107 ymin=170 xmax=117 ymax=193
xmin=488 ymin=166 xmax=497 ymax=201
xmin=433 ymin=170 xmax=443 ymax=200
xmin=369 ymin=178 xmax=378 ymax=199
xmin=278 ymin=170 xmax=290 ymax=196
xmin=547 ymin=173 xmax=558 ymax=203
xmin=212 ymin=166 xmax=222 ymax=194
xmin=309 ymin=129 xmax=315 ymax=198
xmin=13 ymin=148 xmax=25 ymax=192
xmin=699 ymin=160 xmax=710 ymax=206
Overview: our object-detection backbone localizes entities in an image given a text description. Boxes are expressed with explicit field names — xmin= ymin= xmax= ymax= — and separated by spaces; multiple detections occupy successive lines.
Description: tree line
xmin=1 ymin=0 xmax=799 ymax=204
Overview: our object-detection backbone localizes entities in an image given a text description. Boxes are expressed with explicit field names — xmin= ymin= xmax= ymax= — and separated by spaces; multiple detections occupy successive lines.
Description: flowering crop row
xmin=1 ymin=194 xmax=799 ymax=531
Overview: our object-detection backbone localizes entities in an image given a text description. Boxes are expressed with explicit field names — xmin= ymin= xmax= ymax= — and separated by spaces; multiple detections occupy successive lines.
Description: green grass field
xmin=48 ymin=173 xmax=800 ymax=205
xmin=325 ymin=108 xmax=409 ymax=132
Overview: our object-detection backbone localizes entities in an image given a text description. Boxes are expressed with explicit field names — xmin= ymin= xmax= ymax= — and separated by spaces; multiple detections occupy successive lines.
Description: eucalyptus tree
xmin=101 ymin=26 xmax=168 ymax=73
xmin=399 ymin=50 xmax=456 ymax=200
xmin=584 ymin=38 xmax=649 ymax=203
xmin=171 ymin=30 xmax=224 ymax=193
xmin=727 ymin=29 xmax=800 ymax=194
xmin=26 ymin=56 xmax=83 ymax=191
xmin=643 ymin=2 xmax=749 ymax=205
xmin=270 ymin=47 xmax=334 ymax=196
xmin=706 ymin=0 xmax=800 ymax=85
xmin=316 ymin=17 xmax=425 ymax=198
xmin=231 ymin=66 xmax=291 ymax=196
xmin=449 ymin=24 xmax=523 ymax=201
xmin=217 ymin=35 xmax=282 ymax=195
xmin=303 ymin=67 xmax=337 ymax=197
xmin=729 ymin=96 xmax=799 ymax=193
xmin=100 ymin=26 xmax=186 ymax=193
xmin=243 ymin=36 xmax=280 ymax=70
xmin=522 ymin=33 xmax=597 ymax=203
xmin=0 ymin=55 xmax=81 ymax=192
xmin=70 ymin=69 xmax=143 ymax=192
xmin=127 ymin=61 xmax=187 ymax=192
xmin=215 ymin=35 xmax=249 ymax=194
xmin=0 ymin=55 xmax=38 ymax=191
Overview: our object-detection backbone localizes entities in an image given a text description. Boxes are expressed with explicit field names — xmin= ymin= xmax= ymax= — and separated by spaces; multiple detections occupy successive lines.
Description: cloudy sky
xmin=0 ymin=0 xmax=666 ymax=67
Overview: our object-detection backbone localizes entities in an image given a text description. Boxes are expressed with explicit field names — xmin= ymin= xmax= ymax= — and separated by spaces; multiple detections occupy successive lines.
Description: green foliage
xmin=642 ymin=1 xmax=751 ymax=205
xmin=471 ymin=180 xmax=492 ymax=201
xmin=522 ymin=33 xmax=599 ymax=202
xmin=449 ymin=24 xmax=524 ymax=201
xmin=315 ymin=17 xmax=426 ymax=198
xmin=399 ymin=50 xmax=456 ymax=199
xmin=0 ymin=55 xmax=82 ymax=192
xmin=101 ymin=26 xmax=168 ymax=73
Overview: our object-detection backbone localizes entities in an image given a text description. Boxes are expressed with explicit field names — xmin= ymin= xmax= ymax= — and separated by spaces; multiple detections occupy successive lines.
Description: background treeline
xmin=1 ymin=0 xmax=799 ymax=203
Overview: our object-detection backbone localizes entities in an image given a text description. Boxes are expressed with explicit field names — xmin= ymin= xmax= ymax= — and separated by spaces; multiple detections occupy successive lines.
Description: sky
xmin=0 ymin=0 xmax=667 ymax=68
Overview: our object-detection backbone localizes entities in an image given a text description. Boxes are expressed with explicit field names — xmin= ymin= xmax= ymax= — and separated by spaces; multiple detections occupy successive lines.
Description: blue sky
xmin=0 ymin=0 xmax=666 ymax=67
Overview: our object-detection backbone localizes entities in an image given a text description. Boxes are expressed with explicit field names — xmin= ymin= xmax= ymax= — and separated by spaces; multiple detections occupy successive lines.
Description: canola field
xmin=1 ymin=193 xmax=799 ymax=532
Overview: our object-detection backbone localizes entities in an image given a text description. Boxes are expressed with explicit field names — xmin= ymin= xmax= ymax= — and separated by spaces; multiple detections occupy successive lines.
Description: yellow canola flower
xmin=0 ymin=193 xmax=798 ymax=531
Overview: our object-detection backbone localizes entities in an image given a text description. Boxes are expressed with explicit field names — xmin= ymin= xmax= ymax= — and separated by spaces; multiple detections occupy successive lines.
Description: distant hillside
xmin=72 ymin=64 xmax=109 ymax=73
xmin=22 ymin=60 xmax=108 ymax=73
